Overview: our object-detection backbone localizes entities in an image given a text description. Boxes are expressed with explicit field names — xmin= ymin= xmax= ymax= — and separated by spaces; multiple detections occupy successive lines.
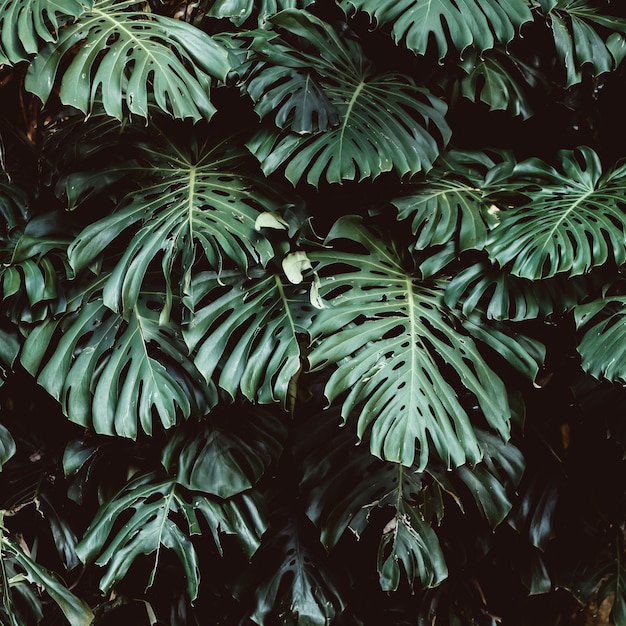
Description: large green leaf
xmin=24 ymin=0 xmax=231 ymax=121
xmin=68 ymin=135 xmax=290 ymax=319
xmin=161 ymin=408 xmax=287 ymax=498
xmin=235 ymin=514 xmax=346 ymax=626
xmin=21 ymin=287 xmax=213 ymax=438
xmin=389 ymin=150 xmax=506 ymax=254
xmin=340 ymin=0 xmax=532 ymax=59
xmin=184 ymin=268 xmax=310 ymax=406
xmin=245 ymin=10 xmax=450 ymax=186
xmin=540 ymin=0 xmax=626 ymax=86
xmin=307 ymin=216 xmax=511 ymax=469
xmin=575 ymin=296 xmax=626 ymax=383
xmin=206 ymin=0 xmax=315 ymax=26
xmin=486 ymin=147 xmax=626 ymax=280
xmin=2 ymin=536 xmax=94 ymax=626
xmin=75 ymin=471 xmax=267 ymax=601
xmin=0 ymin=0 xmax=91 ymax=65
xmin=444 ymin=257 xmax=592 ymax=321
xmin=300 ymin=410 xmax=448 ymax=590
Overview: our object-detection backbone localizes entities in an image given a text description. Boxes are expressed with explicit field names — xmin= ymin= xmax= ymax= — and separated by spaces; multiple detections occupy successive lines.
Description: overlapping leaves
xmin=75 ymin=471 xmax=267 ymax=601
xmin=307 ymin=216 xmax=511 ymax=469
xmin=206 ymin=0 xmax=315 ymax=26
xmin=0 ymin=0 xmax=91 ymax=65
xmin=245 ymin=9 xmax=450 ymax=185
xmin=487 ymin=147 xmax=626 ymax=279
xmin=538 ymin=0 xmax=626 ymax=86
xmin=24 ymin=0 xmax=231 ymax=121
xmin=340 ymin=0 xmax=532 ymax=59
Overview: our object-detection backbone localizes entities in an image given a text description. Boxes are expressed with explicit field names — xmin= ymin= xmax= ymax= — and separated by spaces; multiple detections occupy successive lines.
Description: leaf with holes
xmin=487 ymin=147 xmax=626 ymax=279
xmin=245 ymin=9 xmax=450 ymax=186
xmin=20 ymin=286 xmax=213 ymax=438
xmin=340 ymin=0 xmax=532 ymax=59
xmin=68 ymin=135 xmax=291 ymax=319
xmin=24 ymin=0 xmax=231 ymax=121
xmin=75 ymin=472 xmax=267 ymax=600
xmin=308 ymin=216 xmax=511 ymax=469
xmin=0 ymin=0 xmax=91 ymax=65
xmin=184 ymin=268 xmax=310 ymax=406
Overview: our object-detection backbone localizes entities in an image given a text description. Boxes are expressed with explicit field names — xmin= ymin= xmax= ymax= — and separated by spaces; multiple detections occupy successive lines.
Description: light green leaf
xmin=2 ymin=537 xmax=94 ymax=626
xmin=161 ymin=409 xmax=286 ymax=498
xmin=0 ymin=0 xmax=91 ymax=65
xmin=25 ymin=0 xmax=231 ymax=121
xmin=21 ymin=288 xmax=213 ymax=438
xmin=75 ymin=472 xmax=266 ymax=600
xmin=308 ymin=216 xmax=511 ymax=469
xmin=68 ymin=136 xmax=288 ymax=318
xmin=246 ymin=10 xmax=450 ymax=186
xmin=184 ymin=269 xmax=310 ymax=406
xmin=340 ymin=0 xmax=532 ymax=59
xmin=487 ymin=147 xmax=626 ymax=279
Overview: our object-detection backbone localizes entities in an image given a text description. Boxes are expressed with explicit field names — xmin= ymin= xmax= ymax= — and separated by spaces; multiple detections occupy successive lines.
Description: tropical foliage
xmin=0 ymin=0 xmax=625 ymax=624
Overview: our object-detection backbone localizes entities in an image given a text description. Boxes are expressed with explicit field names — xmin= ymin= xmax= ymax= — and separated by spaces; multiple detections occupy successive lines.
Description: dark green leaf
xmin=207 ymin=0 xmax=315 ymax=27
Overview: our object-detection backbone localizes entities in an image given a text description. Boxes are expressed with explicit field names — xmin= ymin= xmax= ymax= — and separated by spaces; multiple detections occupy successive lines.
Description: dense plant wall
xmin=0 ymin=1 xmax=625 ymax=624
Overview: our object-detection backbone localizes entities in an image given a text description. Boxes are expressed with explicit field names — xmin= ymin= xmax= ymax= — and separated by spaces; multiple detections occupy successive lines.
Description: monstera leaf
xmin=161 ymin=408 xmax=287 ymax=498
xmin=539 ymin=0 xmax=626 ymax=86
xmin=445 ymin=257 xmax=592 ymax=321
xmin=184 ymin=268 xmax=310 ymax=406
xmin=0 ymin=0 xmax=91 ymax=64
xmin=245 ymin=10 xmax=450 ymax=186
xmin=0 ymin=423 xmax=15 ymax=470
xmin=68 ymin=134 xmax=291 ymax=319
xmin=24 ymin=0 xmax=231 ymax=121
xmin=575 ymin=296 xmax=626 ymax=383
xmin=307 ymin=216 xmax=511 ymax=469
xmin=206 ymin=0 xmax=315 ymax=26
xmin=20 ymin=286 xmax=214 ymax=438
xmin=340 ymin=0 xmax=532 ymax=59
xmin=389 ymin=150 xmax=508 ymax=254
xmin=235 ymin=513 xmax=346 ymax=626
xmin=486 ymin=147 xmax=626 ymax=280
xmin=300 ymin=407 xmax=448 ymax=591
xmin=75 ymin=472 xmax=267 ymax=601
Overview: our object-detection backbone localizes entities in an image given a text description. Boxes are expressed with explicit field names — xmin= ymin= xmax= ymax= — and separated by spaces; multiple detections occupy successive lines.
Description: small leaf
xmin=282 ymin=251 xmax=312 ymax=284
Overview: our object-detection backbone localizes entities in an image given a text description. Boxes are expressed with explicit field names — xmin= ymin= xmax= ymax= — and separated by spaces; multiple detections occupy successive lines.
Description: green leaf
xmin=24 ymin=0 xmax=231 ymax=121
xmin=2 ymin=537 xmax=94 ymax=626
xmin=245 ymin=10 xmax=450 ymax=186
xmin=575 ymin=296 xmax=626 ymax=383
xmin=541 ymin=0 xmax=626 ymax=86
xmin=444 ymin=257 xmax=591 ymax=321
xmin=487 ymin=147 xmax=626 ymax=279
xmin=184 ymin=268 xmax=310 ymax=406
xmin=207 ymin=0 xmax=315 ymax=27
xmin=75 ymin=472 xmax=266 ymax=600
xmin=0 ymin=423 xmax=15 ymax=470
xmin=340 ymin=0 xmax=532 ymax=59
xmin=161 ymin=409 xmax=286 ymax=498
xmin=390 ymin=150 xmax=504 ymax=254
xmin=0 ymin=0 xmax=91 ymax=65
xmin=308 ymin=216 xmax=511 ymax=469
xmin=246 ymin=64 xmax=341 ymax=134
xmin=456 ymin=48 xmax=534 ymax=119
xmin=236 ymin=514 xmax=345 ymax=626
xmin=21 ymin=288 xmax=213 ymax=438
xmin=68 ymin=135 xmax=289 ymax=318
